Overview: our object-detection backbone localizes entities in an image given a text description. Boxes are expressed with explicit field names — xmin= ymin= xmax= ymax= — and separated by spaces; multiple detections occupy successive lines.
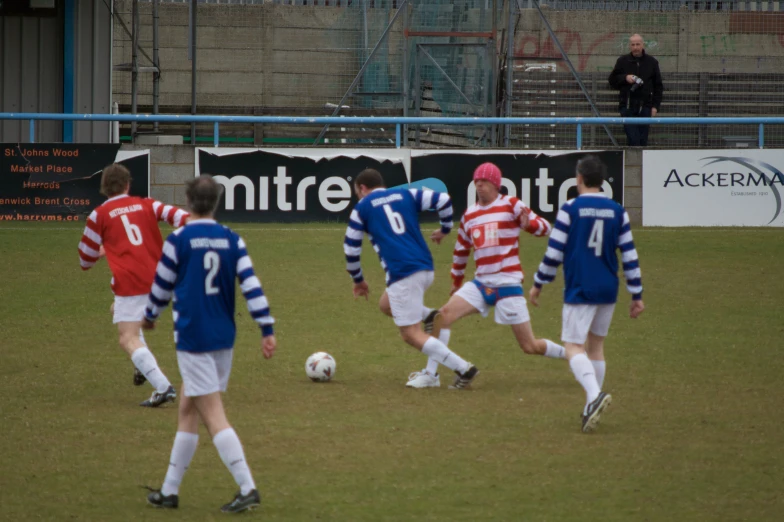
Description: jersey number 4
xmin=204 ymin=251 xmax=220 ymax=295
xmin=383 ymin=204 xmax=406 ymax=235
xmin=588 ymin=220 xmax=604 ymax=256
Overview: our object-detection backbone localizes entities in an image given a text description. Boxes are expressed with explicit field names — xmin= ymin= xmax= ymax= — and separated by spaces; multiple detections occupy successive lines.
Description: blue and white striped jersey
xmin=145 ymin=219 xmax=275 ymax=353
xmin=344 ymin=187 xmax=453 ymax=286
xmin=533 ymin=193 xmax=642 ymax=304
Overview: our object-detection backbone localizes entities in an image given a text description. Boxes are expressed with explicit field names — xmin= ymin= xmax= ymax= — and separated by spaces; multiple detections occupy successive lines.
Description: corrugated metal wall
xmin=0 ymin=0 xmax=112 ymax=143
xmin=73 ymin=0 xmax=112 ymax=143
xmin=0 ymin=14 xmax=63 ymax=142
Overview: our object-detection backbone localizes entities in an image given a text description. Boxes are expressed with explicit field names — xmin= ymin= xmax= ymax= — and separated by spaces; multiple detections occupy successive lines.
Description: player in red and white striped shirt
xmin=78 ymin=163 xmax=188 ymax=407
xmin=408 ymin=163 xmax=568 ymax=389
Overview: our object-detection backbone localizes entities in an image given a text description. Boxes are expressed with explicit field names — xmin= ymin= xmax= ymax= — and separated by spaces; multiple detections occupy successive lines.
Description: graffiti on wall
xmin=515 ymin=30 xmax=616 ymax=72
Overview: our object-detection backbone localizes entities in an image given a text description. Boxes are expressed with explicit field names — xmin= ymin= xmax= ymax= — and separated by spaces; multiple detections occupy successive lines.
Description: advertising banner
xmin=1 ymin=144 xmax=150 ymax=222
xmin=197 ymin=148 xmax=623 ymax=223
xmin=643 ymin=150 xmax=784 ymax=226
xmin=409 ymin=150 xmax=624 ymax=222
xmin=196 ymin=148 xmax=410 ymax=222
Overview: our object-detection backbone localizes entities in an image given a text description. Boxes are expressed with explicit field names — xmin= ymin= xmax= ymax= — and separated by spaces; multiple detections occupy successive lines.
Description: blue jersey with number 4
xmin=144 ymin=219 xmax=275 ymax=353
xmin=344 ymin=187 xmax=453 ymax=286
xmin=534 ymin=193 xmax=643 ymax=304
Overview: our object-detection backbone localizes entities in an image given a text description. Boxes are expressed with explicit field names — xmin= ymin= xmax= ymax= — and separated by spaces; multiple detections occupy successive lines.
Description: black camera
xmin=630 ymin=75 xmax=644 ymax=93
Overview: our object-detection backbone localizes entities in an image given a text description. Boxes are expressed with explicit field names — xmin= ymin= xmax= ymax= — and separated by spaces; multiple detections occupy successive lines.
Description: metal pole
xmin=759 ymin=123 xmax=764 ymax=149
xmin=29 ymin=120 xmax=35 ymax=143
xmin=190 ymin=0 xmax=197 ymax=145
xmin=313 ymin=0 xmax=408 ymax=145
xmin=490 ymin=0 xmax=498 ymax=146
xmin=153 ymin=0 xmax=160 ymax=132
xmin=402 ymin=1 xmax=409 ymax=147
xmin=214 ymin=122 xmax=219 ymax=147
xmin=414 ymin=45 xmax=421 ymax=147
xmin=131 ymin=0 xmax=139 ymax=137
xmin=395 ymin=124 xmax=400 ymax=149
xmin=504 ymin=0 xmax=515 ymax=147
xmin=576 ymin=123 xmax=582 ymax=150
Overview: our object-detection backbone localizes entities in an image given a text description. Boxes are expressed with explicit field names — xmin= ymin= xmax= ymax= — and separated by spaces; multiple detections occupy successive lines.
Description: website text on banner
xmin=196 ymin=149 xmax=624 ymax=223
xmin=0 ymin=144 xmax=150 ymax=221
xmin=643 ymin=150 xmax=784 ymax=227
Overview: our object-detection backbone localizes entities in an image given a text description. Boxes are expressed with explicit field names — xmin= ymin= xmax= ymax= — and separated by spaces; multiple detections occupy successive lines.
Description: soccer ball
xmin=305 ymin=352 xmax=336 ymax=382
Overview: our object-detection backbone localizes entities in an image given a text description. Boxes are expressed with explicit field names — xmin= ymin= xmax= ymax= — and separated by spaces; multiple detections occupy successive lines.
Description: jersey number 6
xmin=120 ymin=215 xmax=143 ymax=246
xmin=383 ymin=204 xmax=406 ymax=235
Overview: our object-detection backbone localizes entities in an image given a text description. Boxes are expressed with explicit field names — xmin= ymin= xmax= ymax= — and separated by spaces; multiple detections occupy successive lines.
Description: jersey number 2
xmin=383 ymin=204 xmax=406 ymax=235
xmin=204 ymin=251 xmax=220 ymax=295
xmin=120 ymin=215 xmax=143 ymax=246
xmin=588 ymin=220 xmax=604 ymax=257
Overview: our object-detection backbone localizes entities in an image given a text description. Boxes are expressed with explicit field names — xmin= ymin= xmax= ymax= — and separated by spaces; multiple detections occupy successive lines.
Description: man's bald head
xmin=629 ymin=34 xmax=645 ymax=57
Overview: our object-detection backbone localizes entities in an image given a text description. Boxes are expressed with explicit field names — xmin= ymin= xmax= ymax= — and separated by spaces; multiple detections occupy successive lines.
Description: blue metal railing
xmin=3 ymin=112 xmax=784 ymax=149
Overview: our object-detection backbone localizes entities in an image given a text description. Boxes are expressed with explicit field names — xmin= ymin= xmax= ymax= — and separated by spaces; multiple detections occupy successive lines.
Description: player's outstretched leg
xmin=510 ymin=321 xmax=566 ymax=359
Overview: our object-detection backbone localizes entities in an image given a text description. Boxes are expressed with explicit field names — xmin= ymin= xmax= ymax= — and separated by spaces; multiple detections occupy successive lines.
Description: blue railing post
xmin=759 ymin=123 xmax=764 ymax=149
xmin=396 ymin=124 xmax=401 ymax=149
xmin=576 ymin=123 xmax=582 ymax=150
xmin=214 ymin=122 xmax=219 ymax=147
xmin=29 ymin=120 xmax=35 ymax=143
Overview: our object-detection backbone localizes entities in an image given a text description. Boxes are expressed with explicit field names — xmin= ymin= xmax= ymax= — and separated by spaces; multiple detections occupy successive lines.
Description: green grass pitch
xmin=0 ymin=223 xmax=782 ymax=521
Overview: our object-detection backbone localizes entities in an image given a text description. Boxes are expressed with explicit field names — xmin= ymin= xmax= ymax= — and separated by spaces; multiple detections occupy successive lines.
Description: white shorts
xmin=454 ymin=282 xmax=531 ymax=325
xmin=113 ymin=294 xmax=148 ymax=324
xmin=561 ymin=304 xmax=616 ymax=345
xmin=177 ymin=349 xmax=233 ymax=397
xmin=386 ymin=270 xmax=434 ymax=327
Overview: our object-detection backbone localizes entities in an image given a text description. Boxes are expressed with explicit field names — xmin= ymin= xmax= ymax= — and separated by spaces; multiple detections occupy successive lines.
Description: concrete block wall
xmin=125 ymin=144 xmax=644 ymax=225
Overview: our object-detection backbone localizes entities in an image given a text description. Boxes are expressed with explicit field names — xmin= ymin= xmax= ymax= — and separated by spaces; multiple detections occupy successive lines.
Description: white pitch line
xmin=0 ymin=227 xmax=347 ymax=231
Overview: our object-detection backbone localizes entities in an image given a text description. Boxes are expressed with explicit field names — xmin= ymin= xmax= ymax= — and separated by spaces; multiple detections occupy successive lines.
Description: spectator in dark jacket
xmin=608 ymin=34 xmax=664 ymax=146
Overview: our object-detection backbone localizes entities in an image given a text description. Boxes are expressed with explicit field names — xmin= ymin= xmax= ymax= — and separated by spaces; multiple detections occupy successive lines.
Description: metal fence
xmin=111 ymin=1 xmax=784 ymax=148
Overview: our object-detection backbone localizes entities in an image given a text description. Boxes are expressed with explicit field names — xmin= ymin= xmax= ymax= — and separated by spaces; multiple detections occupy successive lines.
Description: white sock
xmin=421 ymin=306 xmax=434 ymax=321
xmin=544 ymin=339 xmax=566 ymax=359
xmin=421 ymin=337 xmax=469 ymax=374
xmin=161 ymin=432 xmax=199 ymax=496
xmin=591 ymin=360 xmax=606 ymax=388
xmin=425 ymin=328 xmax=451 ymax=375
xmin=569 ymin=353 xmax=600 ymax=406
xmin=131 ymin=347 xmax=172 ymax=393
xmin=213 ymin=428 xmax=256 ymax=496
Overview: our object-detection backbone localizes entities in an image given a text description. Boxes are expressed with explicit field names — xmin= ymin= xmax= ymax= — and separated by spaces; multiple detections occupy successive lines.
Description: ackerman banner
xmin=1 ymin=144 xmax=150 ymax=222
xmin=643 ymin=150 xmax=784 ymax=226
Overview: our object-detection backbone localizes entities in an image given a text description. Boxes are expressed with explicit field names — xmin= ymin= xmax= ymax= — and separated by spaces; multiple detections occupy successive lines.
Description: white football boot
xmin=406 ymin=370 xmax=441 ymax=388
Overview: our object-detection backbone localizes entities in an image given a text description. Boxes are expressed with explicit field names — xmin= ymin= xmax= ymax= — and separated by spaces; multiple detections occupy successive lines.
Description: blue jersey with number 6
xmin=144 ymin=219 xmax=275 ymax=353
xmin=534 ymin=193 xmax=643 ymax=304
xmin=344 ymin=187 xmax=453 ymax=286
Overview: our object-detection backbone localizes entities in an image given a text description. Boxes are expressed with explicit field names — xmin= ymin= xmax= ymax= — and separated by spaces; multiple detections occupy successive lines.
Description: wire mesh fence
xmin=114 ymin=0 xmax=784 ymax=147
xmin=504 ymin=1 xmax=784 ymax=148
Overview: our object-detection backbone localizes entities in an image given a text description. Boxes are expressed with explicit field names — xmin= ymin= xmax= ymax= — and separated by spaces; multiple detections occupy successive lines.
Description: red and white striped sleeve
xmin=152 ymin=200 xmax=189 ymax=227
xmin=512 ymin=198 xmax=551 ymax=237
xmin=78 ymin=210 xmax=102 ymax=271
xmin=450 ymin=216 xmax=472 ymax=286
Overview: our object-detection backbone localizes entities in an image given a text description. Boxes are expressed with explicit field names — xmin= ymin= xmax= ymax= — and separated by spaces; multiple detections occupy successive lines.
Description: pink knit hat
xmin=473 ymin=162 xmax=502 ymax=189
